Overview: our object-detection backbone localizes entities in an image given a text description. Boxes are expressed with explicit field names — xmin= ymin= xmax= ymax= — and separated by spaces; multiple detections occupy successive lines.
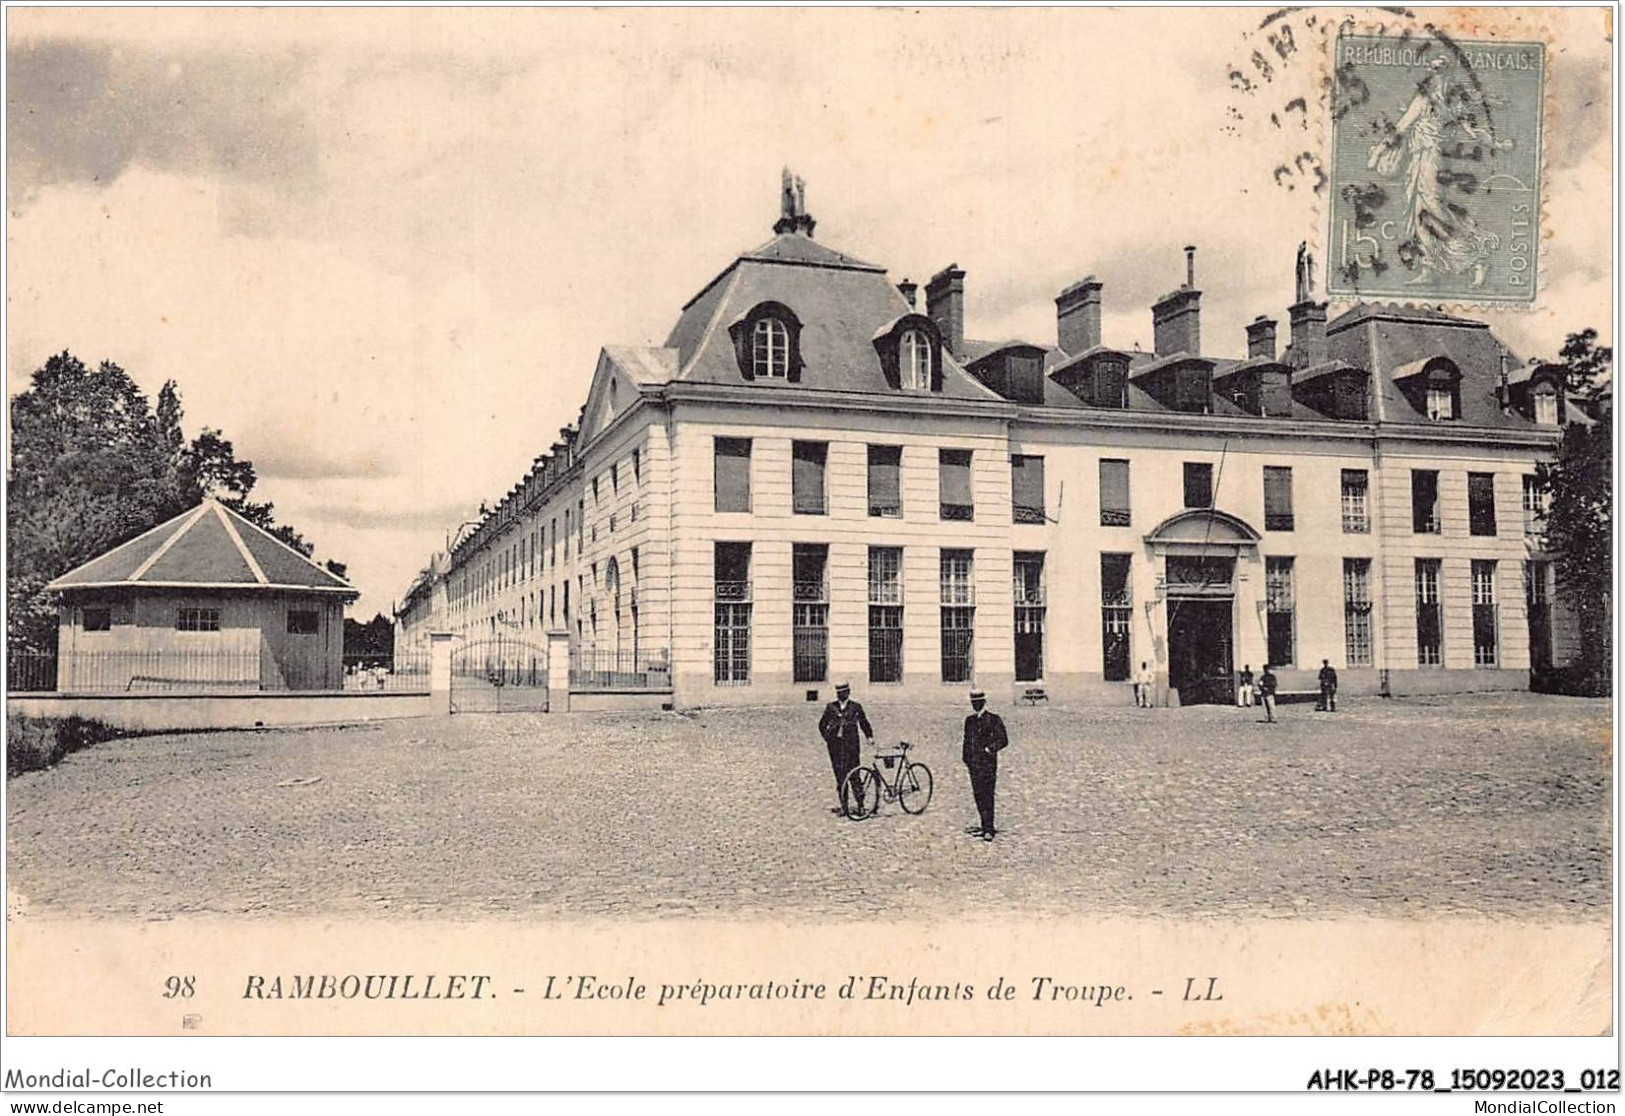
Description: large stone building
xmin=399 ymin=178 xmax=1580 ymax=707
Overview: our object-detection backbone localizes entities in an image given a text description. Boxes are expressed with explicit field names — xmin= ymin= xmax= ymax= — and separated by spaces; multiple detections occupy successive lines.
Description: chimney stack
xmin=925 ymin=264 xmax=966 ymax=358
xmin=1246 ymin=315 xmax=1278 ymax=361
xmin=1055 ymin=276 xmax=1104 ymax=355
xmin=1151 ymin=248 xmax=1201 ymax=357
xmin=1286 ymin=299 xmax=1327 ymax=369
xmin=898 ymin=278 xmax=918 ymax=310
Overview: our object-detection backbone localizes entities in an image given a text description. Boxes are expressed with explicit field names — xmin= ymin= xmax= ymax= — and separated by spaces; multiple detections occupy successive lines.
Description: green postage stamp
xmin=1327 ymin=32 xmax=1544 ymax=304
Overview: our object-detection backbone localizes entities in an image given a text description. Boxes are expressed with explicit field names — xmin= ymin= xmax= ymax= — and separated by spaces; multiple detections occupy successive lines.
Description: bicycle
xmin=842 ymin=741 xmax=933 ymax=819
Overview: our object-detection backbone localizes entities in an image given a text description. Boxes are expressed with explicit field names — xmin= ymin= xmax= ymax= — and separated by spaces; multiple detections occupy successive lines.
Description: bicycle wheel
xmin=841 ymin=766 xmax=880 ymax=819
xmin=897 ymin=761 xmax=933 ymax=815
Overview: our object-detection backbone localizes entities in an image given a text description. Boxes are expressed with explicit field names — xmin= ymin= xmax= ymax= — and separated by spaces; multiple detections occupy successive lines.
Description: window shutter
xmin=1264 ymin=466 xmax=1294 ymax=530
xmin=792 ymin=442 xmax=826 ymax=514
xmin=714 ymin=437 xmax=752 ymax=512
xmin=1012 ymin=455 xmax=1045 ymax=522
xmin=868 ymin=445 xmax=902 ymax=515
xmin=1469 ymin=473 xmax=1497 ymax=536
xmin=939 ymin=450 xmax=972 ymax=510
xmin=1099 ymin=459 xmax=1130 ymax=524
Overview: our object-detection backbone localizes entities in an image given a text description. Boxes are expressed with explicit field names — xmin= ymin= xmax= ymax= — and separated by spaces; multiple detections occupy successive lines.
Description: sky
xmin=6 ymin=7 xmax=1613 ymax=617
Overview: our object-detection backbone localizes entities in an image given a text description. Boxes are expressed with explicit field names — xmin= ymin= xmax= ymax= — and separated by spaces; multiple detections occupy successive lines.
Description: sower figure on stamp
xmin=962 ymin=690 xmax=1008 ymax=842
xmin=819 ymin=682 xmax=873 ymax=815
xmin=1318 ymin=659 xmax=1339 ymax=713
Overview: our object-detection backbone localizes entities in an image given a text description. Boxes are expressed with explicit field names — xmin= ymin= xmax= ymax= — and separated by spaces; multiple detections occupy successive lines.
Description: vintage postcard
xmin=2 ymin=3 xmax=1615 ymax=1096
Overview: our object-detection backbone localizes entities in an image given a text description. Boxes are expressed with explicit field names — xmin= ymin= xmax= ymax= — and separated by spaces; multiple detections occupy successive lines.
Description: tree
xmin=7 ymin=352 xmax=342 ymax=651
xmin=1535 ymin=330 xmax=1612 ymax=693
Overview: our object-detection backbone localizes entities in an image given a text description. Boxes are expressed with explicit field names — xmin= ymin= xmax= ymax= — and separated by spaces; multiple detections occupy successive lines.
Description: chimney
xmin=898 ymin=278 xmax=918 ymax=310
xmin=1246 ymin=315 xmax=1278 ymax=361
xmin=1055 ymin=276 xmax=1103 ymax=355
xmin=1286 ymin=299 xmax=1327 ymax=369
xmin=925 ymin=264 xmax=966 ymax=358
xmin=1151 ymin=248 xmax=1201 ymax=356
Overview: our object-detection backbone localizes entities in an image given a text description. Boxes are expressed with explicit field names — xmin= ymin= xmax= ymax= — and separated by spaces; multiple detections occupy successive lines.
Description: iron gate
xmin=450 ymin=635 xmax=551 ymax=713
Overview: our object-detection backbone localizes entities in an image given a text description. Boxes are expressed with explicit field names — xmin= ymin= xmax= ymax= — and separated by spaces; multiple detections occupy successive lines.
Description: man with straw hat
xmin=962 ymin=689 xmax=1009 ymax=841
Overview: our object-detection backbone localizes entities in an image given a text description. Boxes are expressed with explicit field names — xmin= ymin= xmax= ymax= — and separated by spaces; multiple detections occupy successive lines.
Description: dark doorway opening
xmin=1166 ymin=598 xmax=1233 ymax=705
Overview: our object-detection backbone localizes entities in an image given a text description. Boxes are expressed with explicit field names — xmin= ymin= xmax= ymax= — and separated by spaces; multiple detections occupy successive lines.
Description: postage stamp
xmin=1326 ymin=32 xmax=1545 ymax=304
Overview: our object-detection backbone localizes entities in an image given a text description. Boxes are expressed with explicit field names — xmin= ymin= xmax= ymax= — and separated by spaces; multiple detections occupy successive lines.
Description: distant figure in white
xmin=1367 ymin=56 xmax=1506 ymax=287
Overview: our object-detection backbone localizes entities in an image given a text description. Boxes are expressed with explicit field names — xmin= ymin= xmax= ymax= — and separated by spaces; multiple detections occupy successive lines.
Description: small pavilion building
xmin=46 ymin=500 xmax=357 ymax=692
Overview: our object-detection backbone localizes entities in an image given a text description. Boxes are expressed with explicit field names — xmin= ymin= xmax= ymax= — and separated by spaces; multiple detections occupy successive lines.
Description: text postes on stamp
xmin=1327 ymin=33 xmax=1544 ymax=305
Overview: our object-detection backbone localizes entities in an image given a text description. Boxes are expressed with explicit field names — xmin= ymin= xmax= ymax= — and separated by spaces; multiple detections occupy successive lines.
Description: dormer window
xmin=752 ymin=317 xmax=790 ymax=379
xmin=872 ymin=314 xmax=943 ymax=392
xmin=729 ymin=302 xmax=804 ymax=383
xmin=1426 ymin=384 xmax=1454 ymax=421
xmin=899 ymin=328 xmax=933 ymax=390
xmin=1533 ymin=382 xmax=1559 ymax=425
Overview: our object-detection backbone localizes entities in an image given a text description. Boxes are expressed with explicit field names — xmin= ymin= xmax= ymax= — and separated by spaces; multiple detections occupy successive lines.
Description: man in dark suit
xmin=819 ymin=682 xmax=873 ymax=814
xmin=1318 ymin=659 xmax=1339 ymax=712
xmin=962 ymin=690 xmax=1009 ymax=841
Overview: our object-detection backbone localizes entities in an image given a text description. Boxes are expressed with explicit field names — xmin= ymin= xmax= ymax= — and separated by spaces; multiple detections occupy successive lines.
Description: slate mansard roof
xmin=659 ymin=233 xmax=1002 ymax=402
xmin=47 ymin=500 xmax=358 ymax=597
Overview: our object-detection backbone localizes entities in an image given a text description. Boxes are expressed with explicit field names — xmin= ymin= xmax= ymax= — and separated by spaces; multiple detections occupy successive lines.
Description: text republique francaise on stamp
xmin=1327 ymin=32 xmax=1544 ymax=305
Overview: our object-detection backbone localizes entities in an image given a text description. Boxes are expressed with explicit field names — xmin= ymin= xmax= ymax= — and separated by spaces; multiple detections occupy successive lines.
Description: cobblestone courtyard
xmin=5 ymin=693 xmax=1612 ymax=921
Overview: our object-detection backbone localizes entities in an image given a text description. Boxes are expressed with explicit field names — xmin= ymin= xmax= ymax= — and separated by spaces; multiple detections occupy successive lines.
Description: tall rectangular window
xmin=1011 ymin=455 xmax=1046 ymax=523
xmin=713 ymin=542 xmax=752 ymax=684
xmin=1411 ymin=470 xmax=1441 ymax=533
xmin=792 ymin=441 xmax=828 ymax=515
xmin=867 ymin=445 xmax=902 ymax=518
xmin=868 ymin=547 xmax=904 ymax=682
xmin=1343 ymin=558 xmax=1373 ymax=666
xmin=714 ymin=437 xmax=752 ymax=513
xmin=939 ymin=449 xmax=974 ymax=521
xmin=1427 ymin=385 xmax=1455 ymax=421
xmin=1415 ymin=559 xmax=1442 ymax=666
xmin=1472 ymin=560 xmax=1498 ymax=667
xmin=792 ymin=543 xmax=829 ymax=683
xmin=1266 ymin=557 xmax=1295 ymax=666
xmin=1525 ymin=559 xmax=1553 ymax=672
xmin=1468 ymin=473 xmax=1498 ymax=536
xmin=939 ymin=549 xmax=975 ymax=683
xmin=1099 ymin=459 xmax=1131 ymax=527
xmin=1013 ymin=552 xmax=1046 ymax=683
xmin=1263 ymin=466 xmax=1295 ymax=531
xmin=1341 ymin=469 xmax=1370 ymax=533
xmin=1100 ymin=553 xmax=1133 ymax=682
xmin=1522 ymin=475 xmax=1547 ymax=539
xmin=632 ymin=448 xmax=642 ymax=485
xmin=1183 ymin=462 xmax=1213 ymax=509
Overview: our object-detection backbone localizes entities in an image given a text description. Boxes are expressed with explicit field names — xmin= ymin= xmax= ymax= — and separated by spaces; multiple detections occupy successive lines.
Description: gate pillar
xmin=429 ymin=631 xmax=456 ymax=714
xmin=546 ymin=629 xmax=571 ymax=712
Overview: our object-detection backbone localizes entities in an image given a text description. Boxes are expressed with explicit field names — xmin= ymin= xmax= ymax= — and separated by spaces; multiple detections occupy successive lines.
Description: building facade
xmin=400 ymin=181 xmax=1579 ymax=707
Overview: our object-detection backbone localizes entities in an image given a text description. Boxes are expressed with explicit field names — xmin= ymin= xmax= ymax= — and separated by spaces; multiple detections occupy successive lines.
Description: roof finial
xmin=1294 ymin=241 xmax=1316 ymax=305
xmin=773 ymin=166 xmax=816 ymax=237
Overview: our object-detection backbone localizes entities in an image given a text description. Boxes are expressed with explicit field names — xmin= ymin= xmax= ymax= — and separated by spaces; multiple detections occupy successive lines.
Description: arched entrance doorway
xmin=1145 ymin=508 xmax=1261 ymax=705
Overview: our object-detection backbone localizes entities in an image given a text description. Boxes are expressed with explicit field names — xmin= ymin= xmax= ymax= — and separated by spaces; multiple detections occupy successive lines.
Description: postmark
xmin=1326 ymin=31 xmax=1544 ymax=304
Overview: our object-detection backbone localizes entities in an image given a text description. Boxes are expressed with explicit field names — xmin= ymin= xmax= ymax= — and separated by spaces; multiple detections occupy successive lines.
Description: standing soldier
xmin=819 ymin=682 xmax=873 ymax=814
xmin=1258 ymin=664 xmax=1279 ymax=723
xmin=1236 ymin=664 xmax=1255 ymax=708
xmin=962 ymin=690 xmax=1009 ymax=841
xmin=1318 ymin=659 xmax=1339 ymax=712
xmin=1134 ymin=661 xmax=1155 ymax=708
